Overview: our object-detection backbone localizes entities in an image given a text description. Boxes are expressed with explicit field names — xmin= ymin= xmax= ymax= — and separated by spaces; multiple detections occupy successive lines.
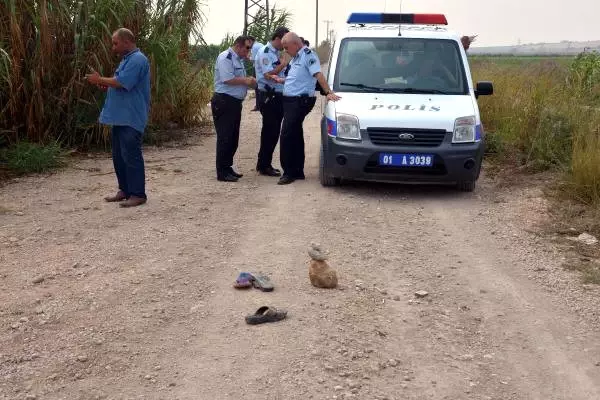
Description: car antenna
xmin=398 ymin=0 xmax=403 ymax=36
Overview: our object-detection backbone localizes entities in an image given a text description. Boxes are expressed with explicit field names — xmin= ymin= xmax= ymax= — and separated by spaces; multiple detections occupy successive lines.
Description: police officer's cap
xmin=271 ymin=27 xmax=290 ymax=40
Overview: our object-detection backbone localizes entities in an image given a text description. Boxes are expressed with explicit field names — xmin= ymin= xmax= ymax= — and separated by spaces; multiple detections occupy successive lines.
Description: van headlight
xmin=336 ymin=113 xmax=361 ymax=141
xmin=452 ymin=116 xmax=476 ymax=143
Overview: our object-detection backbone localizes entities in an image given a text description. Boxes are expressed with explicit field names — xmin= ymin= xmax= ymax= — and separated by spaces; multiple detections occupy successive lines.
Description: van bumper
xmin=322 ymin=134 xmax=484 ymax=185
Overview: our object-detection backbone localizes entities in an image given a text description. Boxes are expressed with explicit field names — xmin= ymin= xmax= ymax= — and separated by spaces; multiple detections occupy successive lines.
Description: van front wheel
xmin=319 ymin=146 xmax=340 ymax=187
xmin=457 ymin=180 xmax=476 ymax=192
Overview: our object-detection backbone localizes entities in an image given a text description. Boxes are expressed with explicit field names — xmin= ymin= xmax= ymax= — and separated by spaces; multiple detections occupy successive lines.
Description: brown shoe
xmin=119 ymin=196 xmax=147 ymax=208
xmin=104 ymin=191 xmax=127 ymax=202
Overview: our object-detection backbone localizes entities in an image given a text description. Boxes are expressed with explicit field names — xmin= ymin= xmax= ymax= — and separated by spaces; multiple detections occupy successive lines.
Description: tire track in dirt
xmin=425 ymin=198 xmax=600 ymax=399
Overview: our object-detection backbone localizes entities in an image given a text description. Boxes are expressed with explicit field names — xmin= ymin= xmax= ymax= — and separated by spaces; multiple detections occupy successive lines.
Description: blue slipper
xmin=234 ymin=272 xmax=254 ymax=289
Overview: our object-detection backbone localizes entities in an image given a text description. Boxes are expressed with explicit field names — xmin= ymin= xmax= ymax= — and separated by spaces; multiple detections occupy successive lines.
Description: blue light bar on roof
xmin=346 ymin=13 xmax=384 ymax=24
xmin=347 ymin=13 xmax=448 ymax=25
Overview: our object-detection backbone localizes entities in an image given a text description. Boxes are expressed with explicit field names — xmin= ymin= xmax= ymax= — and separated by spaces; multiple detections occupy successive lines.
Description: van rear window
xmin=333 ymin=37 xmax=469 ymax=95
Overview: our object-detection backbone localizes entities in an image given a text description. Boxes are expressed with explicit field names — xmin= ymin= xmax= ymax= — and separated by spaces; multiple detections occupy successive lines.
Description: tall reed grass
xmin=472 ymin=53 xmax=600 ymax=205
xmin=0 ymin=0 xmax=213 ymax=149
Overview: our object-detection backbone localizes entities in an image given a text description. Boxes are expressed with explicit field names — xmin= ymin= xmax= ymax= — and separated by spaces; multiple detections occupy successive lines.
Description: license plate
xmin=379 ymin=153 xmax=434 ymax=167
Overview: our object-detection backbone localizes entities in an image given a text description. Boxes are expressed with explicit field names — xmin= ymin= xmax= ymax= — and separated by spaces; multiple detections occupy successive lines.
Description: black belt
xmin=283 ymin=94 xmax=315 ymax=99
xmin=259 ymin=90 xmax=283 ymax=96
xmin=213 ymin=92 xmax=243 ymax=103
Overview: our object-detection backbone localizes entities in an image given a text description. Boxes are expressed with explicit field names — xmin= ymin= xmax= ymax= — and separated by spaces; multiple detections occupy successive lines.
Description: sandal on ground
xmin=251 ymin=273 xmax=274 ymax=292
xmin=234 ymin=272 xmax=254 ymax=289
xmin=245 ymin=306 xmax=287 ymax=325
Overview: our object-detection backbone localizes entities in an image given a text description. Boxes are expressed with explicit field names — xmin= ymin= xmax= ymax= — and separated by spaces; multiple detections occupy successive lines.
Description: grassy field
xmin=469 ymin=54 xmax=576 ymax=65
xmin=471 ymin=53 xmax=600 ymax=206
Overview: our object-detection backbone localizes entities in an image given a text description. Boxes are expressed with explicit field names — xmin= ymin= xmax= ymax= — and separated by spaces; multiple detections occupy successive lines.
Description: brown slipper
xmin=245 ymin=306 xmax=287 ymax=325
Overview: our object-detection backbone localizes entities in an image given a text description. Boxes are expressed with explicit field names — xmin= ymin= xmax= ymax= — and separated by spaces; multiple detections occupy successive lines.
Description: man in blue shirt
xmin=85 ymin=28 xmax=151 ymax=208
xmin=254 ymin=27 xmax=290 ymax=177
xmin=278 ymin=32 xmax=340 ymax=185
xmin=211 ymin=36 xmax=257 ymax=182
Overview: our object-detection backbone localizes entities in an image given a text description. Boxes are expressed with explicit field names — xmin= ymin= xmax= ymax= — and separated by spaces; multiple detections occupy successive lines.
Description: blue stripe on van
xmin=326 ymin=117 xmax=337 ymax=137
xmin=475 ymin=124 xmax=483 ymax=141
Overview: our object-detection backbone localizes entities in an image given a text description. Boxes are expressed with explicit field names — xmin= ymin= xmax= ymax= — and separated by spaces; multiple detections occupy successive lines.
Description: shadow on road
xmin=323 ymin=180 xmax=477 ymax=201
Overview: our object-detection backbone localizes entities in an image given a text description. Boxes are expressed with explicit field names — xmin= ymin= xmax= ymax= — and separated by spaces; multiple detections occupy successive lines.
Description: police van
xmin=320 ymin=13 xmax=493 ymax=191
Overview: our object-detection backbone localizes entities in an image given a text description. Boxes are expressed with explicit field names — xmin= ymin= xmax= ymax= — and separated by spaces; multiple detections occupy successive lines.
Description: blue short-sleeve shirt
xmin=213 ymin=48 xmax=248 ymax=100
xmin=283 ymin=46 xmax=321 ymax=97
xmin=251 ymin=42 xmax=264 ymax=60
xmin=99 ymin=48 xmax=151 ymax=133
xmin=255 ymin=42 xmax=284 ymax=92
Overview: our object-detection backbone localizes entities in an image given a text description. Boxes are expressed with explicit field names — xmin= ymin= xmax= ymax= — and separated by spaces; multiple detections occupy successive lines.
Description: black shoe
xmin=258 ymin=167 xmax=282 ymax=177
xmin=277 ymin=175 xmax=296 ymax=185
xmin=230 ymin=170 xmax=244 ymax=178
xmin=256 ymin=165 xmax=281 ymax=172
xmin=217 ymin=174 xmax=239 ymax=182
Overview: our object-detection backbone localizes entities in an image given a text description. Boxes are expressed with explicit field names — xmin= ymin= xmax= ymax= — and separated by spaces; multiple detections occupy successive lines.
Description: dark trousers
xmin=280 ymin=96 xmax=316 ymax=178
xmin=256 ymin=91 xmax=284 ymax=170
xmin=111 ymin=125 xmax=146 ymax=199
xmin=211 ymin=93 xmax=243 ymax=178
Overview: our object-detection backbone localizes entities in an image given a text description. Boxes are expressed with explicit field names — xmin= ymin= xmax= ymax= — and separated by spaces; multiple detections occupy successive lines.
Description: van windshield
xmin=333 ymin=37 xmax=469 ymax=95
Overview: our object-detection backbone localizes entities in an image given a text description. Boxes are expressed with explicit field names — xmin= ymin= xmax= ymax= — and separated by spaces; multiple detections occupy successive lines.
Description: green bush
xmin=3 ymin=142 xmax=65 ymax=174
xmin=569 ymin=51 xmax=600 ymax=102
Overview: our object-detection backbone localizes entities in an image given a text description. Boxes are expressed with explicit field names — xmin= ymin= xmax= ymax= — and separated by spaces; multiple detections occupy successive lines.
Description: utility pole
xmin=244 ymin=0 xmax=269 ymax=36
xmin=323 ymin=20 xmax=333 ymax=43
xmin=244 ymin=0 xmax=248 ymax=34
xmin=315 ymin=0 xmax=319 ymax=47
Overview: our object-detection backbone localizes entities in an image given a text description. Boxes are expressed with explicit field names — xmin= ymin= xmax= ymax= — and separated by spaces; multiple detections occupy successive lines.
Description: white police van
xmin=320 ymin=13 xmax=493 ymax=191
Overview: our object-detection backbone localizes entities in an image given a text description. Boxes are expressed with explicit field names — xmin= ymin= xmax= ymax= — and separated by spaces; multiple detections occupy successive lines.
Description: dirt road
xmin=2 ymin=98 xmax=600 ymax=400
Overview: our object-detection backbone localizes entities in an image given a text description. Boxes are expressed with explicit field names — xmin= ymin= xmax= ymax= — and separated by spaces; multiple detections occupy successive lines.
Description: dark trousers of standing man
xmin=211 ymin=92 xmax=243 ymax=179
xmin=256 ymin=90 xmax=284 ymax=171
xmin=280 ymin=96 xmax=317 ymax=179
xmin=111 ymin=125 xmax=146 ymax=199
xmin=253 ymin=89 xmax=260 ymax=111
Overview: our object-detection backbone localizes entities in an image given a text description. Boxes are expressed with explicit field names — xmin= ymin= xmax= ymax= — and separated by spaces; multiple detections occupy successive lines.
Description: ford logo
xmin=398 ymin=133 xmax=415 ymax=140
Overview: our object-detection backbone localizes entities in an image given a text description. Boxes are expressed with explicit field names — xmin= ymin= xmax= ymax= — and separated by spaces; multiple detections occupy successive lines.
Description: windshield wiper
xmin=340 ymin=83 xmax=457 ymax=95
xmin=392 ymin=88 xmax=453 ymax=95
xmin=339 ymin=82 xmax=385 ymax=92
xmin=339 ymin=83 xmax=454 ymax=95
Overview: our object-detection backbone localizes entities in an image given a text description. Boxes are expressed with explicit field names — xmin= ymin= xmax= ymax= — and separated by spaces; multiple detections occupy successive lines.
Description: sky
xmin=200 ymin=0 xmax=600 ymax=47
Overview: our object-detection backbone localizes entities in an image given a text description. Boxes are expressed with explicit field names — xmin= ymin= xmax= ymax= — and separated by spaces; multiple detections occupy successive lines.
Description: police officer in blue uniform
xmin=278 ymin=32 xmax=340 ymax=185
xmin=299 ymin=37 xmax=310 ymax=47
xmin=248 ymin=36 xmax=264 ymax=112
xmin=254 ymin=27 xmax=290 ymax=177
xmin=211 ymin=36 xmax=257 ymax=182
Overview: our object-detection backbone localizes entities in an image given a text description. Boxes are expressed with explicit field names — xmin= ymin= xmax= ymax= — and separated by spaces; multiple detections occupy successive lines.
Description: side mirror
xmin=475 ymin=81 xmax=493 ymax=98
